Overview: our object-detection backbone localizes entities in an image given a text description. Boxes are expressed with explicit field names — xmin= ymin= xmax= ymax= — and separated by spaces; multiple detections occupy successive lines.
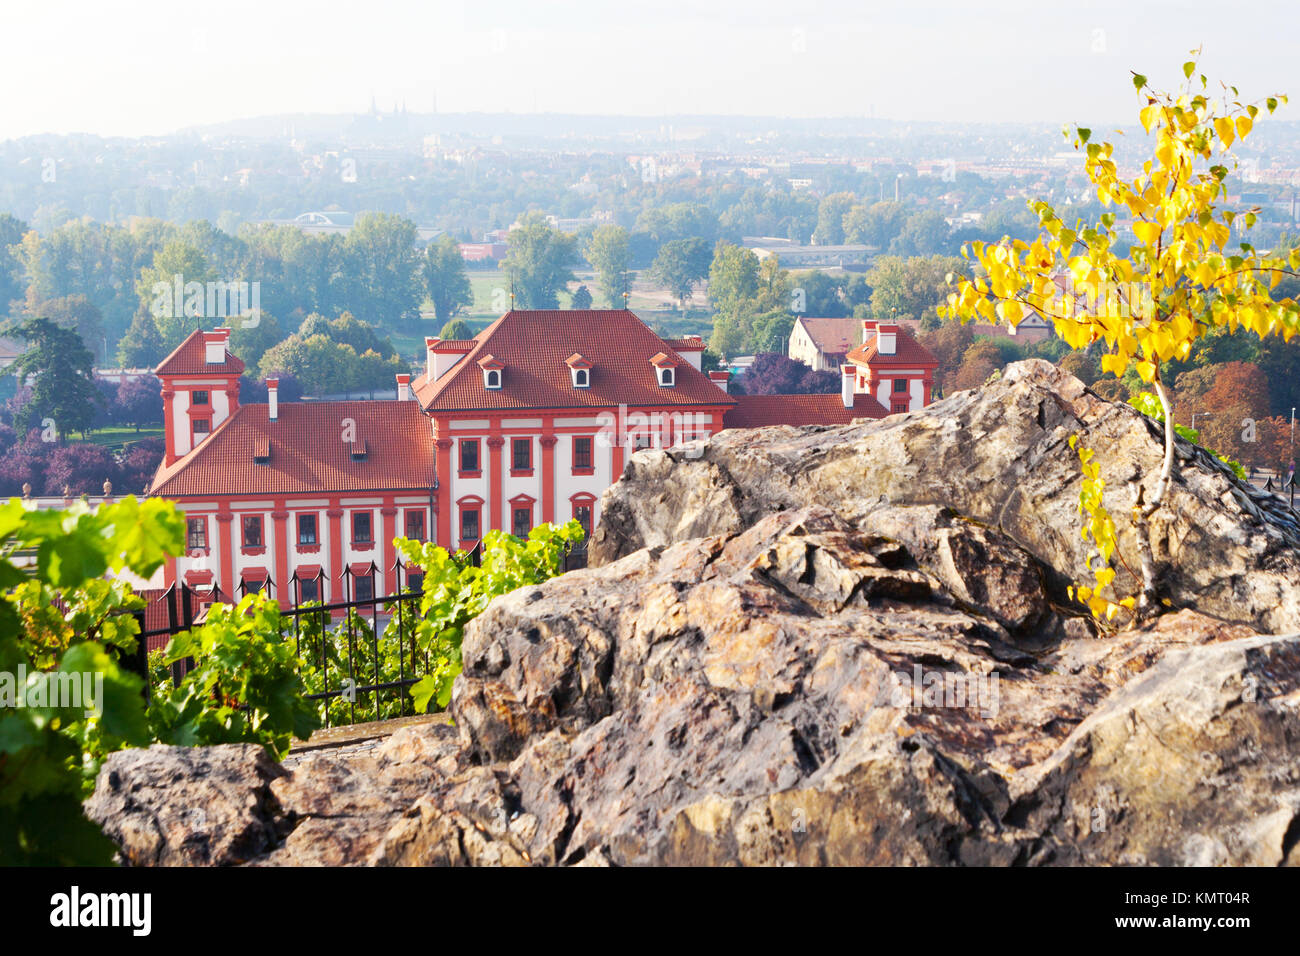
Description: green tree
xmin=650 ymin=237 xmax=712 ymax=308
xmin=0 ymin=213 xmax=28 ymax=317
xmin=843 ymin=201 xmax=906 ymax=248
xmin=889 ymin=210 xmax=954 ymax=256
xmin=229 ymin=311 xmax=282 ymax=369
xmin=755 ymin=256 xmax=794 ymax=314
xmin=586 ymin=225 xmax=631 ymax=307
xmin=423 ymin=234 xmax=473 ymax=322
xmin=258 ymin=333 xmax=404 ymax=396
xmin=116 ymin=313 xmax=166 ymax=368
xmin=502 ymin=213 xmax=578 ymax=309
xmin=37 ymin=294 xmax=104 ymax=358
xmin=569 ymin=285 xmax=593 ymax=310
xmin=794 ymin=271 xmax=849 ymax=317
xmin=708 ymin=241 xmax=760 ymax=315
xmin=13 ymin=316 xmax=103 ymax=438
xmin=867 ymin=255 xmax=966 ymax=320
xmin=298 ymin=311 xmax=396 ymax=358
xmin=813 ymin=192 xmax=856 ymax=245
xmin=341 ymin=212 xmax=423 ymax=330
xmin=134 ymin=238 xmax=214 ymax=356
xmin=438 ymin=318 xmax=474 ymax=340
xmin=635 ymin=202 xmax=719 ymax=244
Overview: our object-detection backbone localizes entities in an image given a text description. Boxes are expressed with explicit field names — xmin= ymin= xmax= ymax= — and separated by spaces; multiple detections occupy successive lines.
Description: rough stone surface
xmin=592 ymin=359 xmax=1300 ymax=635
xmin=84 ymin=362 xmax=1300 ymax=865
xmin=84 ymin=743 xmax=288 ymax=866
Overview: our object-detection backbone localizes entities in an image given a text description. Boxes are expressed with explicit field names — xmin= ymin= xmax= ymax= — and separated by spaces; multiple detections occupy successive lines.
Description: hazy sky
xmin=2 ymin=0 xmax=1296 ymax=140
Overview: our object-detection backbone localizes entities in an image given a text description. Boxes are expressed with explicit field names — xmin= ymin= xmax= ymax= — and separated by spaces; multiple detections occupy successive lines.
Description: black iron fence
xmin=122 ymin=537 xmax=588 ymax=727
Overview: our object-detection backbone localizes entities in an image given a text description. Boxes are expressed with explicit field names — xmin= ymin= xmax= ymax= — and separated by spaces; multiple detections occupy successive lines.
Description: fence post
xmin=129 ymin=609 xmax=150 ymax=703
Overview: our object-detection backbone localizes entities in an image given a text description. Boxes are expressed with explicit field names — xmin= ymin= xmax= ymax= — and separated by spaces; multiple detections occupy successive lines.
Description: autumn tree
xmin=947 ymin=339 xmax=1004 ymax=392
xmin=916 ymin=322 xmax=976 ymax=393
xmin=941 ymin=58 xmax=1298 ymax=620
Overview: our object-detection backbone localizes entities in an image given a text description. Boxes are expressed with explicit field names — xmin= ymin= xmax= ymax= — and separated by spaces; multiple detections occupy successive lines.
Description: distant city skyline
xmin=1 ymin=0 xmax=1296 ymax=141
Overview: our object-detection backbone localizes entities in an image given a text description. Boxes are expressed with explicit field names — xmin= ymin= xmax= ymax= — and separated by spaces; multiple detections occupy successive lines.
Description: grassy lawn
xmin=84 ymin=426 xmax=163 ymax=453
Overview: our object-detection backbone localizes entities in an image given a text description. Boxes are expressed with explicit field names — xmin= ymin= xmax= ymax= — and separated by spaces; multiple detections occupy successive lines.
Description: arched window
xmin=570 ymin=493 xmax=597 ymax=538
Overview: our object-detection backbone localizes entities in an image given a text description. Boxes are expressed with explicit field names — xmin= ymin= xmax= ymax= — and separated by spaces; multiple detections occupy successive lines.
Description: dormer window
xmin=649 ymin=352 xmax=676 ymax=388
xmin=478 ymin=353 xmax=504 ymax=390
xmin=566 ymin=353 xmax=592 ymax=388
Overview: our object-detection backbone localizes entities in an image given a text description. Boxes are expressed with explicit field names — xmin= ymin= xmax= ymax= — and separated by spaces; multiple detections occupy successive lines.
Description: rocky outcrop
xmin=593 ymin=360 xmax=1300 ymax=635
xmin=86 ymin=362 xmax=1300 ymax=865
xmin=85 ymin=743 xmax=288 ymax=866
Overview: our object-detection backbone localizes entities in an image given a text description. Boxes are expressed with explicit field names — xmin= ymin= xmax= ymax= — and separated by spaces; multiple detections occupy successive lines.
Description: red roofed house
xmin=843 ymin=320 xmax=939 ymax=414
xmin=787 ymin=316 xmax=859 ymax=372
xmin=149 ymin=312 xmax=937 ymax=605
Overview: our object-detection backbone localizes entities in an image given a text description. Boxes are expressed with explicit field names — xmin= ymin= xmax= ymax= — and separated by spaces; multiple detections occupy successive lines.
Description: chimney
xmin=396 ymin=373 xmax=410 ymax=402
xmin=840 ymin=364 xmax=856 ymax=408
xmin=266 ymin=377 xmax=279 ymax=421
xmin=876 ymin=324 xmax=898 ymax=356
xmin=425 ymin=337 xmax=439 ymax=381
xmin=708 ymin=369 xmax=731 ymax=393
xmin=203 ymin=327 xmax=232 ymax=365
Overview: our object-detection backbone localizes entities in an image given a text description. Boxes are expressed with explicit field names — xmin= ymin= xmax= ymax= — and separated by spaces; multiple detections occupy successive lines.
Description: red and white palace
xmin=149 ymin=311 xmax=937 ymax=604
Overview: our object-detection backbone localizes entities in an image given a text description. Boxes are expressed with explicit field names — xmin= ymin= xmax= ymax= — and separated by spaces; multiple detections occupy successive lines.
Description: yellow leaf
xmin=1136 ymin=360 xmax=1157 ymax=382
xmin=1101 ymin=353 xmax=1127 ymax=376
xmin=1132 ymin=221 xmax=1163 ymax=246
xmin=1235 ymin=115 xmax=1252 ymax=140
xmin=1215 ymin=116 xmax=1235 ymax=149
xmin=1139 ymin=105 xmax=1160 ymax=134
xmin=997 ymin=300 xmax=1025 ymax=326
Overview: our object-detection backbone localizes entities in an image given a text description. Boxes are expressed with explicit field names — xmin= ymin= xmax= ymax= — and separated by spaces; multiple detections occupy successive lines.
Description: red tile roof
xmin=795 ymin=317 xmax=859 ymax=358
xmin=430 ymin=339 xmax=476 ymax=353
xmin=150 ymin=400 xmax=434 ymax=497
xmin=664 ymin=337 xmax=707 ymax=351
xmin=155 ymin=328 xmax=246 ymax=377
xmin=847 ymin=326 xmax=940 ymax=368
xmin=722 ymin=392 xmax=888 ymax=429
xmin=413 ymin=310 xmax=735 ymax=412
